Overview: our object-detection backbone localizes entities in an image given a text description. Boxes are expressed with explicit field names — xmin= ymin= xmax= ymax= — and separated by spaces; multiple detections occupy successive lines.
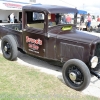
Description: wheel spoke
xmin=67 ymin=65 xmax=84 ymax=86
xmin=4 ymin=42 xmax=11 ymax=55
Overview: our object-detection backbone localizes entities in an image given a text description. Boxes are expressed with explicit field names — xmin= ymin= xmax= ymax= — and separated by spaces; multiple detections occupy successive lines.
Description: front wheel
xmin=62 ymin=59 xmax=91 ymax=91
xmin=1 ymin=35 xmax=18 ymax=61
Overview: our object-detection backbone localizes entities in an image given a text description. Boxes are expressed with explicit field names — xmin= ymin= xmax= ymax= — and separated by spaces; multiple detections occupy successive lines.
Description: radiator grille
xmin=95 ymin=43 xmax=100 ymax=64
xmin=95 ymin=43 xmax=100 ymax=57
xmin=60 ymin=42 xmax=84 ymax=60
xmin=93 ymin=43 xmax=100 ymax=71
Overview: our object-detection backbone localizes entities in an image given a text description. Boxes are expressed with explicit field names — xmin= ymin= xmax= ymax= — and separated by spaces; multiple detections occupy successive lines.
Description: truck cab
xmin=22 ymin=5 xmax=77 ymax=60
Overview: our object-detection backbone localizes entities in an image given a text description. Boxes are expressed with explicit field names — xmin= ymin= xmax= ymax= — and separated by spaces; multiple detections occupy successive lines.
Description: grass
xmin=0 ymin=54 xmax=99 ymax=100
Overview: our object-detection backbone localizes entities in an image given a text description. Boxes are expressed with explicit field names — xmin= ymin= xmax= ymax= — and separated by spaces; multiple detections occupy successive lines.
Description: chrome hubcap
xmin=4 ymin=46 xmax=8 ymax=52
xmin=69 ymin=72 xmax=77 ymax=81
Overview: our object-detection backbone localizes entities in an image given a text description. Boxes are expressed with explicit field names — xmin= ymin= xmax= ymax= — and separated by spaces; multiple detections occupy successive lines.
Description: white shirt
xmin=10 ymin=13 xmax=14 ymax=22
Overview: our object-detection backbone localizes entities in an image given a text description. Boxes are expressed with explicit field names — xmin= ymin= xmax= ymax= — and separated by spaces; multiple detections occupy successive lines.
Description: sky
xmin=36 ymin=0 xmax=100 ymax=16
xmin=8 ymin=0 xmax=100 ymax=16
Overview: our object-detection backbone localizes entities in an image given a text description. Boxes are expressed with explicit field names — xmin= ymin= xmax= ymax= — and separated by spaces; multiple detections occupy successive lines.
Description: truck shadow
xmin=17 ymin=51 xmax=65 ymax=84
xmin=17 ymin=51 xmax=62 ymax=74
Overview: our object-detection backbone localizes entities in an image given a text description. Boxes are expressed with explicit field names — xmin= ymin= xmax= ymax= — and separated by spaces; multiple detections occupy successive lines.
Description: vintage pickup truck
xmin=0 ymin=4 xmax=100 ymax=91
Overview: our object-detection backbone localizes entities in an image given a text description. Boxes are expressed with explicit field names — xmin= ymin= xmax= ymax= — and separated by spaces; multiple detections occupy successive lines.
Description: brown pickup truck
xmin=0 ymin=4 xmax=100 ymax=91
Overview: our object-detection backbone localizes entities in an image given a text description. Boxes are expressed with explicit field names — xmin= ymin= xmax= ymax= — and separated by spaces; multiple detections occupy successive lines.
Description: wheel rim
xmin=65 ymin=65 xmax=84 ymax=87
xmin=3 ymin=42 xmax=11 ymax=57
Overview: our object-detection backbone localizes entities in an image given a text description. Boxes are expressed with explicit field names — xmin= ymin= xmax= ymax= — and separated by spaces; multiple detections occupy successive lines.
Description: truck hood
xmin=48 ymin=27 xmax=99 ymax=43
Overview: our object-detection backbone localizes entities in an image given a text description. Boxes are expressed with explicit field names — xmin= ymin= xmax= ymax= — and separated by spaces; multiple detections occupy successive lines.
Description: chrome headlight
xmin=91 ymin=56 xmax=98 ymax=68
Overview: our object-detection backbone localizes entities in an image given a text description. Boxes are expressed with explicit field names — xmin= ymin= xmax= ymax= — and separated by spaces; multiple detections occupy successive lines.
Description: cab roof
xmin=23 ymin=4 xmax=78 ymax=13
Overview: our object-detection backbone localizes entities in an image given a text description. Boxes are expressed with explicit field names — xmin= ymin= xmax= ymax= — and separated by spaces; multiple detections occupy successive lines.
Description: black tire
xmin=62 ymin=59 xmax=91 ymax=91
xmin=1 ymin=35 xmax=18 ymax=61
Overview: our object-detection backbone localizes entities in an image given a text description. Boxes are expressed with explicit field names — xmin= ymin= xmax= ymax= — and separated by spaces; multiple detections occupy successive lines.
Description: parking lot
xmin=0 ymin=31 xmax=100 ymax=98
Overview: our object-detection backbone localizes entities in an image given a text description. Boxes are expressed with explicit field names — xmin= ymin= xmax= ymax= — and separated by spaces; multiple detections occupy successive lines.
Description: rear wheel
xmin=62 ymin=59 xmax=91 ymax=91
xmin=1 ymin=35 xmax=18 ymax=61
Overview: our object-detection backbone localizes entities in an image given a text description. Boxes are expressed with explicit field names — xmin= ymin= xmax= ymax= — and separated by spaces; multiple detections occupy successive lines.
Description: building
xmin=0 ymin=0 xmax=80 ymax=23
xmin=0 ymin=0 xmax=36 ymax=23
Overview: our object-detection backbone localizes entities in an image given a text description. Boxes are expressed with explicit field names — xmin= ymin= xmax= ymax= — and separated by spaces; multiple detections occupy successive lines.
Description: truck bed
xmin=0 ymin=23 xmax=23 ymax=49
xmin=1 ymin=23 xmax=22 ymax=32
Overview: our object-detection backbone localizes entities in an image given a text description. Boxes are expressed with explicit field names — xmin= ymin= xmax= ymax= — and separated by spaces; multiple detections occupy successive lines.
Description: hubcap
xmin=69 ymin=72 xmax=77 ymax=81
xmin=4 ymin=45 xmax=8 ymax=52
xmin=3 ymin=43 xmax=11 ymax=54
xmin=66 ymin=66 xmax=84 ymax=86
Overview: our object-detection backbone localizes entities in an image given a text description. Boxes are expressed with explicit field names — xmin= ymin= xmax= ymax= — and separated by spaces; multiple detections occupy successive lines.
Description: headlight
xmin=91 ymin=56 xmax=98 ymax=68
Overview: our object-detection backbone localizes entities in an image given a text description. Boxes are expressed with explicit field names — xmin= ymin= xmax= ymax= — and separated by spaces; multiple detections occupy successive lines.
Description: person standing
xmin=55 ymin=13 xmax=61 ymax=25
xmin=7 ymin=15 xmax=10 ymax=23
xmin=97 ymin=16 xmax=100 ymax=22
xmin=10 ymin=13 xmax=14 ymax=23
xmin=66 ymin=14 xmax=71 ymax=24
xmin=79 ymin=14 xmax=84 ymax=30
xmin=61 ymin=14 xmax=66 ymax=24
xmin=86 ymin=13 xmax=92 ymax=31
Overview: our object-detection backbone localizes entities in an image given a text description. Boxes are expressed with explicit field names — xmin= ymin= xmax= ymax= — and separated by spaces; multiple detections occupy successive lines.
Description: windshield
xmin=48 ymin=13 xmax=76 ymax=27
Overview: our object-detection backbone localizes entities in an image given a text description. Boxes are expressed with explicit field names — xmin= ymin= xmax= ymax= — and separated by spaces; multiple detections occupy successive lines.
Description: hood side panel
xmin=56 ymin=38 xmax=91 ymax=63
xmin=60 ymin=42 xmax=84 ymax=60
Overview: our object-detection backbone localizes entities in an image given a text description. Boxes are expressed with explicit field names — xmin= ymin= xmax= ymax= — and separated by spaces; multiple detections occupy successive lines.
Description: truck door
xmin=23 ymin=11 xmax=46 ymax=57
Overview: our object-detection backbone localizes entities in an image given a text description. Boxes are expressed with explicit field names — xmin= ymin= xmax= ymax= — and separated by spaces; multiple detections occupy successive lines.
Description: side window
xmin=33 ymin=12 xmax=44 ymax=20
xmin=26 ymin=11 xmax=44 ymax=29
